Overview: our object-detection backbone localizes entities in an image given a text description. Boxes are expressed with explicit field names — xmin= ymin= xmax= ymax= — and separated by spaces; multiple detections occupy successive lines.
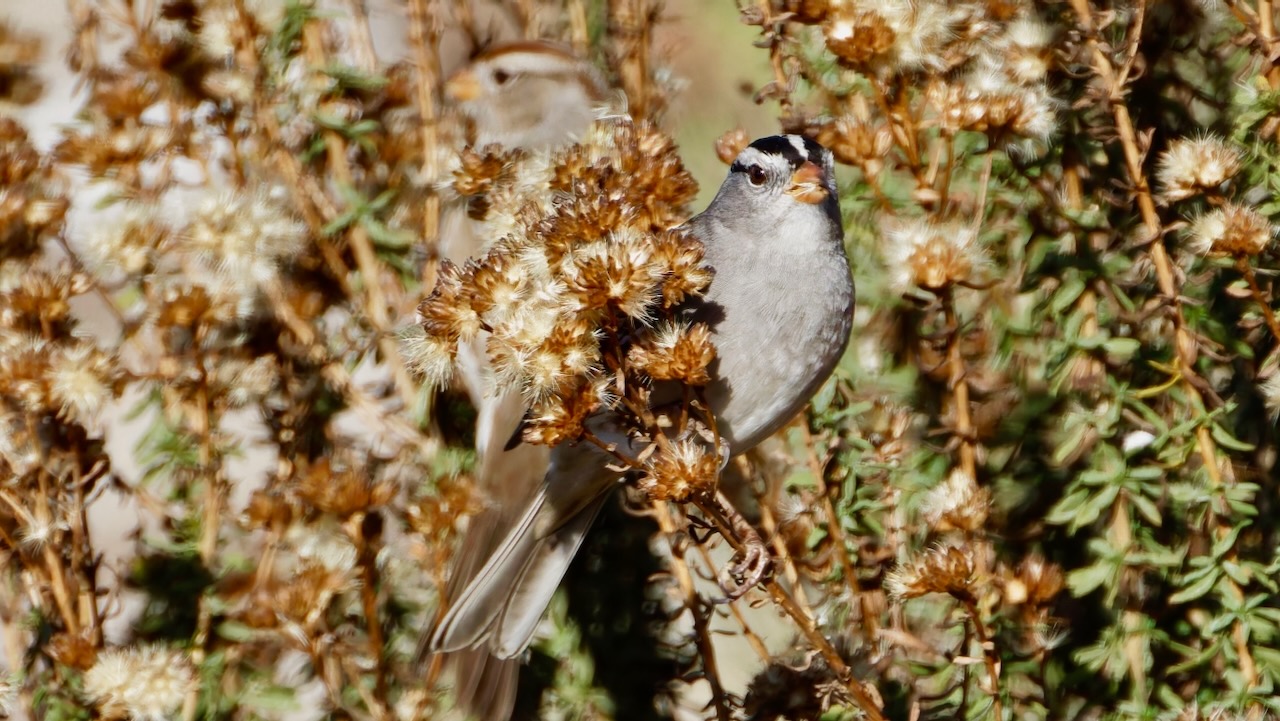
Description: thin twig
xmin=1236 ymin=256 xmax=1280 ymax=342
xmin=692 ymin=492 xmax=887 ymax=721
xmin=654 ymin=502 xmax=735 ymax=721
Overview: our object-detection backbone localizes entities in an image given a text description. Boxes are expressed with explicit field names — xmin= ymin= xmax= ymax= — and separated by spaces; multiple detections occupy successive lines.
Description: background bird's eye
xmin=493 ymin=69 xmax=511 ymax=85
xmin=747 ymin=165 xmax=767 ymax=186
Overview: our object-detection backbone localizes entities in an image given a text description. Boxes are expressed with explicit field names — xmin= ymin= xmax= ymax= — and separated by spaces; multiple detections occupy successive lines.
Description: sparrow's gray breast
xmin=687 ymin=190 xmax=854 ymax=453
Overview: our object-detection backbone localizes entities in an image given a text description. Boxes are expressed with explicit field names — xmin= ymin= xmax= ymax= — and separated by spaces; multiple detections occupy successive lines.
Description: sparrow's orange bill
xmin=444 ymin=69 xmax=482 ymax=102
xmin=786 ymin=161 xmax=828 ymax=204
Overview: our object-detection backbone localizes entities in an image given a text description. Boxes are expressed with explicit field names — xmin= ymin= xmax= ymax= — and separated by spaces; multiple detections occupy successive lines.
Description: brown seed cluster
xmin=0 ymin=21 xmax=43 ymax=106
xmin=882 ymin=216 xmax=985 ymax=293
xmin=1188 ymin=203 xmax=1275 ymax=257
xmin=627 ymin=321 xmax=717 ymax=386
xmin=414 ymin=118 xmax=709 ymax=450
xmin=637 ymin=439 xmax=721 ymax=502
xmin=885 ymin=544 xmax=977 ymax=602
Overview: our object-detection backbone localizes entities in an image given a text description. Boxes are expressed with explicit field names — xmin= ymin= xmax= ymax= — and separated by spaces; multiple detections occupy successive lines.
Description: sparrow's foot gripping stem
xmin=699 ymin=490 xmax=773 ymax=599
xmin=720 ymin=532 xmax=771 ymax=599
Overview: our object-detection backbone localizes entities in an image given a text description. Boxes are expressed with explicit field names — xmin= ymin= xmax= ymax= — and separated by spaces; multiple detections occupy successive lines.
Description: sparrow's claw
xmin=718 ymin=532 xmax=772 ymax=599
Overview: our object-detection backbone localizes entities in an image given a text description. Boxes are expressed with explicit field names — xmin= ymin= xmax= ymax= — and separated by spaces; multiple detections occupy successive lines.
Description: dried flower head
xmin=219 ymin=354 xmax=280 ymax=407
xmin=400 ymin=324 xmax=457 ymax=390
xmin=297 ymin=457 xmax=395 ymax=517
xmin=824 ymin=9 xmax=896 ymax=69
xmin=885 ymin=544 xmax=977 ymax=601
xmin=882 ymin=216 xmax=985 ymax=292
xmin=48 ymin=342 xmax=119 ymax=424
xmin=521 ymin=378 xmax=603 ymax=446
xmin=637 ymin=438 xmax=721 ymax=502
xmin=715 ymin=128 xmax=750 ymax=165
xmin=1003 ymin=553 xmax=1064 ymax=607
xmin=1158 ymin=136 xmax=1243 ymax=202
xmin=816 ymin=116 xmax=894 ymax=174
xmin=0 ymin=23 xmax=43 ymax=106
xmin=416 ymin=117 xmax=708 ymax=426
xmin=0 ymin=333 xmax=53 ymax=412
xmin=1186 ymin=203 xmax=1274 ymax=256
xmin=0 ymin=117 xmax=40 ymax=187
xmin=0 ymin=268 xmax=90 ymax=335
xmin=82 ymin=201 xmax=167 ymax=276
xmin=920 ymin=468 xmax=991 ymax=533
xmin=929 ymin=72 xmax=1056 ymax=144
xmin=627 ymin=321 xmax=717 ymax=386
xmin=272 ymin=561 xmax=357 ymax=625
xmin=180 ymin=188 xmax=307 ymax=285
xmin=83 ymin=645 xmax=196 ymax=721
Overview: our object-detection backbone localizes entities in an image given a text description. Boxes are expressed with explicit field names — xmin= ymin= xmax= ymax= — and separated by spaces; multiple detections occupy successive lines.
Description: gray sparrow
xmin=431 ymin=135 xmax=855 ymax=661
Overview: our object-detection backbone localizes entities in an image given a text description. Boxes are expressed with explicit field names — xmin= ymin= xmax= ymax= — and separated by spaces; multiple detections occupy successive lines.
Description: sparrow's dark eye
xmin=746 ymin=165 xmax=767 ymax=186
xmin=493 ymin=69 xmax=512 ymax=85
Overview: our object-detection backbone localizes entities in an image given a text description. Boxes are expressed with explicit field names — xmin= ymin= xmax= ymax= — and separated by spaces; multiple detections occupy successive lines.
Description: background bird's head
xmin=445 ymin=42 xmax=606 ymax=149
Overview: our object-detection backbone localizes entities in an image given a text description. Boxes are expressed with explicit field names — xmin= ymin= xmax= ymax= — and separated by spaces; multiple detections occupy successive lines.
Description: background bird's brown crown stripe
xmin=471 ymin=40 xmax=576 ymax=62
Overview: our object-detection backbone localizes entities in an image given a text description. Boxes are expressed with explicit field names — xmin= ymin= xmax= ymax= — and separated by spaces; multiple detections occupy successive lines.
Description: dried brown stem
xmin=960 ymin=597 xmax=1002 ymax=720
xmin=654 ymin=502 xmax=735 ymax=721
xmin=941 ymin=288 xmax=977 ymax=480
xmin=796 ymin=420 xmax=873 ymax=643
xmin=1236 ymin=256 xmax=1280 ymax=342
xmin=693 ymin=492 xmax=886 ymax=721
xmin=692 ymin=541 xmax=772 ymax=663
xmin=355 ymin=518 xmax=390 ymax=714
xmin=753 ymin=463 xmax=814 ymax=611
xmin=610 ymin=0 xmax=652 ymax=120
xmin=408 ymin=0 xmax=443 ymax=269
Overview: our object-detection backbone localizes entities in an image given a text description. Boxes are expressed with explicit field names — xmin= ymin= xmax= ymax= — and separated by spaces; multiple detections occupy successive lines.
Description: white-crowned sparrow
xmin=431 ymin=134 xmax=855 ymax=659
xmin=444 ymin=41 xmax=606 ymax=152
xmin=436 ymin=42 xmax=606 ymax=721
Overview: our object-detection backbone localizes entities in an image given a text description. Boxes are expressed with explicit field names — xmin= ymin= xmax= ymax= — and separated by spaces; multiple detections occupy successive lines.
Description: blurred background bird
xmin=434 ymin=41 xmax=607 ymax=721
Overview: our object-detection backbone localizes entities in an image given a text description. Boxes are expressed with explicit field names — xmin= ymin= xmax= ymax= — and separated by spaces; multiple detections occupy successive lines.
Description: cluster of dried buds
xmin=1155 ymin=135 xmax=1276 ymax=259
xmin=411 ymin=119 xmax=725 ymax=499
xmin=776 ymin=1 xmax=1057 ymax=174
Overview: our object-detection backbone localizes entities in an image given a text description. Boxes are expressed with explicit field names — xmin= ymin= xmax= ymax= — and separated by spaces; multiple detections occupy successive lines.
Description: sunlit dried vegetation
xmin=3 ymin=0 xmax=1280 ymax=720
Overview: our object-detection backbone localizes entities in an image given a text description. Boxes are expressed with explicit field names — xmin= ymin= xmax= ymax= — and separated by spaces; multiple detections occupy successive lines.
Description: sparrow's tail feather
xmin=432 ymin=482 xmax=612 ymax=658
xmin=445 ymin=649 xmax=519 ymax=721
xmin=493 ymin=493 xmax=608 ymax=657
xmin=432 ymin=487 xmax=547 ymax=652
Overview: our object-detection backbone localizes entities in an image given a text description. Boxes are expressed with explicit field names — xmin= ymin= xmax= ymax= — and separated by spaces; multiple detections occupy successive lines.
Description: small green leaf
xmin=1067 ymin=561 xmax=1114 ymax=597
xmin=1169 ymin=567 xmax=1220 ymax=604
xmin=1052 ymin=276 xmax=1087 ymax=314
xmin=1211 ymin=423 xmax=1256 ymax=452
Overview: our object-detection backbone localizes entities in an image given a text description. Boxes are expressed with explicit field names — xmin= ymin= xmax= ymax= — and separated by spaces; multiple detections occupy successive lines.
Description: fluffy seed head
xmin=638 ymin=439 xmax=721 ymax=502
xmin=1158 ymin=136 xmax=1243 ymax=202
xmin=883 ymin=216 xmax=985 ymax=292
xmin=48 ymin=342 xmax=118 ymax=424
xmin=180 ymin=188 xmax=306 ymax=287
xmin=627 ymin=321 xmax=717 ymax=386
xmin=920 ymin=468 xmax=990 ymax=533
xmin=1004 ymin=554 xmax=1064 ymax=607
xmin=1186 ymin=204 xmax=1274 ymax=256
xmin=83 ymin=645 xmax=196 ymax=721
xmin=885 ymin=544 xmax=977 ymax=601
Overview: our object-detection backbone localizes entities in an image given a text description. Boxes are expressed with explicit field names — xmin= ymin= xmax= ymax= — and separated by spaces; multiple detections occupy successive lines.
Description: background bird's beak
xmin=786 ymin=161 xmax=828 ymax=204
xmin=444 ymin=69 xmax=482 ymax=102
